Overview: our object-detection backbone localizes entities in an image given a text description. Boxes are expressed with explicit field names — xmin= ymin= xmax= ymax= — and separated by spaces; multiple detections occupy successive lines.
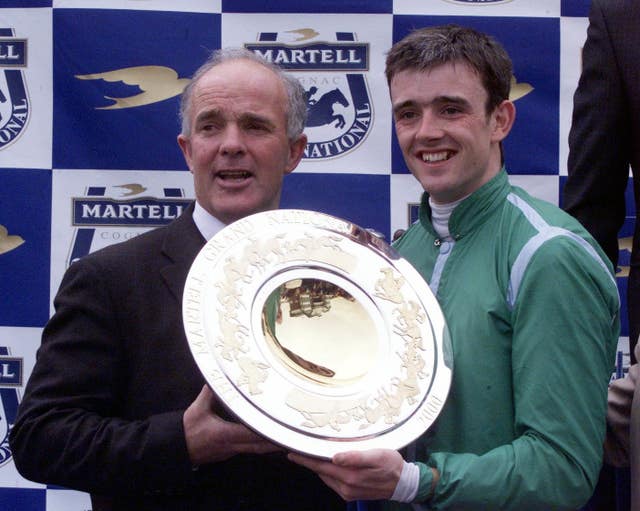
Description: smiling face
xmin=390 ymin=61 xmax=514 ymax=204
xmin=178 ymin=59 xmax=307 ymax=224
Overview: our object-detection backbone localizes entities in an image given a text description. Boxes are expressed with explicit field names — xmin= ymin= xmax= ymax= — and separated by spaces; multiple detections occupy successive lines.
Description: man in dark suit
xmin=564 ymin=0 xmax=640 ymax=358
xmin=563 ymin=1 xmax=640 ymax=509
xmin=9 ymin=48 xmax=343 ymax=511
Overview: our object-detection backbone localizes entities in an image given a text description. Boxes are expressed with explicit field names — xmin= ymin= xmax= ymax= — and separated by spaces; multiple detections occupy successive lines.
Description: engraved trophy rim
xmin=183 ymin=209 xmax=452 ymax=459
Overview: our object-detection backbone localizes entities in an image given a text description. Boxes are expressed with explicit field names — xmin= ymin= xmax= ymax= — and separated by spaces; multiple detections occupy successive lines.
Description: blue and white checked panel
xmin=0 ymin=0 xmax=631 ymax=509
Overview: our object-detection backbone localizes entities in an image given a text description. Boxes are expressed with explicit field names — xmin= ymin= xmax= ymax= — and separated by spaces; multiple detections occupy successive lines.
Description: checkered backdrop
xmin=0 ymin=1 xmax=632 ymax=509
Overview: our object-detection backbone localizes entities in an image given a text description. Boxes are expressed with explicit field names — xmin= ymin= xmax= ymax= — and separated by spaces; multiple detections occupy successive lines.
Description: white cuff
xmin=390 ymin=461 xmax=420 ymax=503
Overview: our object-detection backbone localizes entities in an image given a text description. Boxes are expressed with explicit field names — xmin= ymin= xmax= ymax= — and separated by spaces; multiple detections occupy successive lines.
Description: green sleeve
xmin=414 ymin=462 xmax=434 ymax=503
xmin=427 ymin=238 xmax=619 ymax=510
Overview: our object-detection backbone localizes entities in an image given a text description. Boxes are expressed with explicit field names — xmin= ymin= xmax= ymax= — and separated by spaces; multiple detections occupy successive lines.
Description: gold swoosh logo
xmin=509 ymin=75 xmax=534 ymax=102
xmin=285 ymin=28 xmax=320 ymax=42
xmin=617 ymin=236 xmax=633 ymax=277
xmin=76 ymin=65 xmax=190 ymax=110
xmin=0 ymin=224 xmax=25 ymax=255
xmin=114 ymin=183 xmax=147 ymax=197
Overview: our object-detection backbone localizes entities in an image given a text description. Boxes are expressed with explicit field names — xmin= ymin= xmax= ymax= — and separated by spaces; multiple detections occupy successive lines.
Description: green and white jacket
xmin=387 ymin=169 xmax=620 ymax=511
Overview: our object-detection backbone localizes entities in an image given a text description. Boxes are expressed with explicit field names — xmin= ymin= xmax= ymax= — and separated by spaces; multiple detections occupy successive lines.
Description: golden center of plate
xmin=262 ymin=277 xmax=379 ymax=386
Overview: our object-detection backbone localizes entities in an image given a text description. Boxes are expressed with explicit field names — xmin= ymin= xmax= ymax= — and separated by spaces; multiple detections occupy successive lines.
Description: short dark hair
xmin=179 ymin=47 xmax=307 ymax=140
xmin=385 ymin=24 xmax=513 ymax=114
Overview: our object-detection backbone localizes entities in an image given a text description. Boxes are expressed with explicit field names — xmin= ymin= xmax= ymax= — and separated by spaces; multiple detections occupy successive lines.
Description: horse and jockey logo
xmin=246 ymin=30 xmax=373 ymax=160
xmin=306 ymin=87 xmax=350 ymax=129
xmin=0 ymin=28 xmax=29 ymax=150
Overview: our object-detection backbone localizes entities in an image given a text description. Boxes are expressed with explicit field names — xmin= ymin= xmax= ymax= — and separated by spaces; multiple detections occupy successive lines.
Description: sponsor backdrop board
xmin=0 ymin=0 xmax=633 ymax=509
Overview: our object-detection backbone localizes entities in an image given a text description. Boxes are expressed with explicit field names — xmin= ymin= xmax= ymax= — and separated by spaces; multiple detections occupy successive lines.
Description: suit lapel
xmin=160 ymin=203 xmax=206 ymax=303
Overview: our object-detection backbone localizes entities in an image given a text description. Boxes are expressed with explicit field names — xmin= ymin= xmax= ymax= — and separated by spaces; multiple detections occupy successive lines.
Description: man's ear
xmin=177 ymin=134 xmax=193 ymax=173
xmin=285 ymin=133 xmax=308 ymax=175
xmin=491 ymin=100 xmax=516 ymax=143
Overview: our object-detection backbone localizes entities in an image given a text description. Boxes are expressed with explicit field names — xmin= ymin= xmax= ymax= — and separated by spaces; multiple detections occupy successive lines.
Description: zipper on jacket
xmin=429 ymin=240 xmax=453 ymax=295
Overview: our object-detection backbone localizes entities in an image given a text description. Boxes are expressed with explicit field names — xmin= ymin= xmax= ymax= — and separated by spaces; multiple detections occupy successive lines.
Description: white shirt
xmin=192 ymin=201 xmax=226 ymax=242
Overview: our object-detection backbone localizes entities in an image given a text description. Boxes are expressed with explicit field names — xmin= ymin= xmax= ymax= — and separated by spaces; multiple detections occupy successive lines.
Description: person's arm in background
xmin=563 ymin=0 xmax=631 ymax=268
xmin=605 ymin=343 xmax=640 ymax=467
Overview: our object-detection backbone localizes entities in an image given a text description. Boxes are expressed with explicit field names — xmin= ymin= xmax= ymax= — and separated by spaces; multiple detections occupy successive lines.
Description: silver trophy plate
xmin=183 ymin=209 xmax=452 ymax=459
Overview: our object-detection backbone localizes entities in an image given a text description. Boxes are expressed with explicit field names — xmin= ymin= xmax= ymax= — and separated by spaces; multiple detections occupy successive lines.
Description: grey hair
xmin=179 ymin=47 xmax=307 ymax=140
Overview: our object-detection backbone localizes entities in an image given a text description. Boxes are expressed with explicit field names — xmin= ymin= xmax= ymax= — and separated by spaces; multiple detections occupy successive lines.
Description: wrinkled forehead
xmin=190 ymin=60 xmax=289 ymax=118
xmin=195 ymin=59 xmax=286 ymax=98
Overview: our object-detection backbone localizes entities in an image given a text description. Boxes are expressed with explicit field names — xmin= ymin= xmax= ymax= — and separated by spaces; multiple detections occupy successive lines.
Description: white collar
xmin=429 ymin=196 xmax=466 ymax=241
xmin=192 ymin=201 xmax=226 ymax=241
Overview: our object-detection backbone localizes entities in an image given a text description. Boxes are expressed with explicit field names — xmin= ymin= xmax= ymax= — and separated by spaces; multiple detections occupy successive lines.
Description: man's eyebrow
xmin=194 ymin=109 xmax=276 ymax=128
xmin=238 ymin=112 xmax=277 ymax=130
xmin=434 ymin=95 xmax=470 ymax=108
xmin=194 ymin=109 xmax=222 ymax=124
xmin=239 ymin=112 xmax=275 ymax=124
xmin=392 ymin=99 xmax=417 ymax=114
xmin=392 ymin=95 xmax=471 ymax=113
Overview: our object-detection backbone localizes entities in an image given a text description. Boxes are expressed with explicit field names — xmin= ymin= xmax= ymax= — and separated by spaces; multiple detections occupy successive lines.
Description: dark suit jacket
xmin=564 ymin=2 xmax=640 ymax=509
xmin=9 ymin=204 xmax=343 ymax=511
xmin=564 ymin=0 xmax=640 ymax=354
